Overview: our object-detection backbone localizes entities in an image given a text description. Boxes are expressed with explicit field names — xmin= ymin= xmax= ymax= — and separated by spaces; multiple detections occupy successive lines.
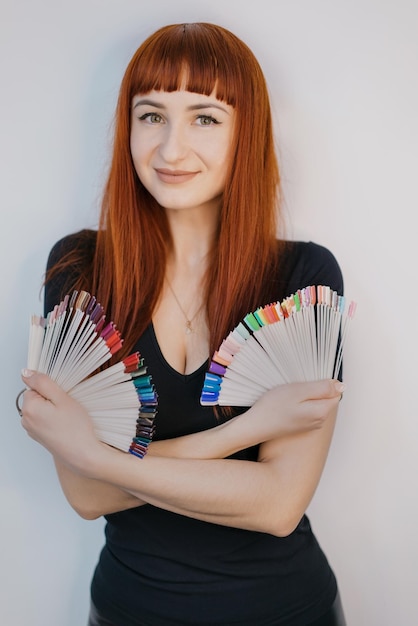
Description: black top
xmin=45 ymin=233 xmax=344 ymax=626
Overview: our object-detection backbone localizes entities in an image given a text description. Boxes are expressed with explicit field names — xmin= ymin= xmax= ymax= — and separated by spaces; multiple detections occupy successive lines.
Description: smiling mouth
xmin=155 ymin=169 xmax=199 ymax=184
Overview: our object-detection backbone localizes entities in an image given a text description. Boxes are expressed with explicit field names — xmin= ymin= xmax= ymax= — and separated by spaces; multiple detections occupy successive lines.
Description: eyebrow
xmin=132 ymin=98 xmax=230 ymax=114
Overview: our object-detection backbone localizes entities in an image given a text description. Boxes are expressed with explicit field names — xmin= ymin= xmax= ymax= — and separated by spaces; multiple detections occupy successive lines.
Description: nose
xmin=158 ymin=122 xmax=189 ymax=163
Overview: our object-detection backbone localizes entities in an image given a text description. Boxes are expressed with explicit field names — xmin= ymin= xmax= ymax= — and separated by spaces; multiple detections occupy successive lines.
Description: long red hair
xmin=47 ymin=22 xmax=285 ymax=358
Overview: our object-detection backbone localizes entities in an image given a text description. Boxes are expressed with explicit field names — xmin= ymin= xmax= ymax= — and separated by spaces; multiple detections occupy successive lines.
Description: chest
xmin=152 ymin=293 xmax=209 ymax=375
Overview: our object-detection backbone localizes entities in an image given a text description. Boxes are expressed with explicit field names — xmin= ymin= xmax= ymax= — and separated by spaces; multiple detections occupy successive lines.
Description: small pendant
xmin=185 ymin=320 xmax=193 ymax=334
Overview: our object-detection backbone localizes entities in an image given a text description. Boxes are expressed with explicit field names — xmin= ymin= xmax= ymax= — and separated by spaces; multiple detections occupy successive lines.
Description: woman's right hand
xmin=236 ymin=379 xmax=345 ymax=446
xmin=149 ymin=379 xmax=345 ymax=463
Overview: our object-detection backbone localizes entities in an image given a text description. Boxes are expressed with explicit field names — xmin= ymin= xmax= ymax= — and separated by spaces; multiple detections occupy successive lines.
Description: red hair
xmin=48 ymin=23 xmax=285 ymax=358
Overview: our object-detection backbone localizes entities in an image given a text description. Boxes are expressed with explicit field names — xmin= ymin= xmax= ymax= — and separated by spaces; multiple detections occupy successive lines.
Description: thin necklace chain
xmin=166 ymin=279 xmax=205 ymax=334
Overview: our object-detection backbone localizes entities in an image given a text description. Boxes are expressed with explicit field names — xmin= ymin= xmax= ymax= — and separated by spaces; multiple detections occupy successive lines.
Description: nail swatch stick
xmin=25 ymin=290 xmax=158 ymax=457
xmin=200 ymin=285 xmax=356 ymax=407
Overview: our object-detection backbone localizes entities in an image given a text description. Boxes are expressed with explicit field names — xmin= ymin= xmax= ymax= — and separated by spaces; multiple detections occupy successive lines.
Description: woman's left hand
xmin=19 ymin=370 xmax=104 ymax=473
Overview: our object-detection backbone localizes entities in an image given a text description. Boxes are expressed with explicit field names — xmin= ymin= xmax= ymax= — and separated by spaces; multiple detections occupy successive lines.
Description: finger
xmin=294 ymin=379 xmax=346 ymax=401
xmin=320 ymin=379 xmax=346 ymax=398
xmin=21 ymin=369 xmax=67 ymax=405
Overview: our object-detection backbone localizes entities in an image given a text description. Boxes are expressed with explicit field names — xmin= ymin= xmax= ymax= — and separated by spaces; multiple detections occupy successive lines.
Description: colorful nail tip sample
xmin=26 ymin=290 xmax=158 ymax=456
xmin=201 ymin=285 xmax=356 ymax=407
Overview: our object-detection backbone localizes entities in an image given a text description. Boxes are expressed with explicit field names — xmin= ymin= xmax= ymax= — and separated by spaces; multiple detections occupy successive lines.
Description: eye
xmin=196 ymin=115 xmax=220 ymax=126
xmin=139 ymin=112 xmax=164 ymax=124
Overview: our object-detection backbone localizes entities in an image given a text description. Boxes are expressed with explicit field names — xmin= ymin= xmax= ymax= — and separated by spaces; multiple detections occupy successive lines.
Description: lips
xmin=155 ymin=168 xmax=199 ymax=184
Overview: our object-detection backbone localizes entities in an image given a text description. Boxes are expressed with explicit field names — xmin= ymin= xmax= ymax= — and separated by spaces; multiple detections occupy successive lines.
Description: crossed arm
xmin=20 ymin=370 xmax=343 ymax=537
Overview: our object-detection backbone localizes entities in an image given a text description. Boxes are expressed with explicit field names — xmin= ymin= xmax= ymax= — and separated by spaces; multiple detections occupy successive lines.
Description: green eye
xmin=197 ymin=115 xmax=219 ymax=126
xmin=140 ymin=112 xmax=163 ymax=123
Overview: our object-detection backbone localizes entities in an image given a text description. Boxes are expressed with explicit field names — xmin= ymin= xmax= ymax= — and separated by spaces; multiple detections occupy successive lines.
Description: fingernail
xmin=334 ymin=381 xmax=346 ymax=393
xmin=21 ymin=369 xmax=34 ymax=378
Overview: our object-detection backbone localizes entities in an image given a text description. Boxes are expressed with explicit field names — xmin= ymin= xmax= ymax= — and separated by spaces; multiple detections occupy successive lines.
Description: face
xmin=130 ymin=89 xmax=235 ymax=214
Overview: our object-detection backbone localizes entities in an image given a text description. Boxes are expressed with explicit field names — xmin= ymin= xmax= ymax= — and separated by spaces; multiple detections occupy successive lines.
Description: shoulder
xmin=44 ymin=229 xmax=98 ymax=315
xmin=46 ymin=229 xmax=97 ymax=271
xmin=278 ymin=240 xmax=344 ymax=296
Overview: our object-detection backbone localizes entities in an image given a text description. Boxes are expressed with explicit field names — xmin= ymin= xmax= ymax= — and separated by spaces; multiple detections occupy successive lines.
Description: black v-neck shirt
xmin=45 ymin=233 xmax=343 ymax=625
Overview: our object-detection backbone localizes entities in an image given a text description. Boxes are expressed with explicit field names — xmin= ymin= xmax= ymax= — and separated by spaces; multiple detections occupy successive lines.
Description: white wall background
xmin=1 ymin=1 xmax=417 ymax=624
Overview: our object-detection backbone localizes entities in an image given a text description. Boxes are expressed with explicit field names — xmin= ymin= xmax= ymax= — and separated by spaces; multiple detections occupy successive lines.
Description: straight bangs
xmin=124 ymin=23 xmax=254 ymax=106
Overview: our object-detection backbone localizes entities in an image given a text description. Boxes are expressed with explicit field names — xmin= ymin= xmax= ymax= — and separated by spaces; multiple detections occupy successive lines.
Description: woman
xmin=20 ymin=23 xmax=347 ymax=625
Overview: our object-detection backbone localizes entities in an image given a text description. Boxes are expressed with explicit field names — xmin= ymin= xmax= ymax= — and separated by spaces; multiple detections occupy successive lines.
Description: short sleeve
xmin=43 ymin=230 xmax=97 ymax=316
xmin=284 ymin=241 xmax=344 ymax=297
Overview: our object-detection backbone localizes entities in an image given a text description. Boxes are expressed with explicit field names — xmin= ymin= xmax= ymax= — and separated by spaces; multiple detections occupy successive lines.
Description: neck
xmin=165 ymin=205 xmax=219 ymax=270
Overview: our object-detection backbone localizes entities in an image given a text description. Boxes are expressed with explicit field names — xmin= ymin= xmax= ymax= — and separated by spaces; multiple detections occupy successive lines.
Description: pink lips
xmin=155 ymin=168 xmax=198 ymax=184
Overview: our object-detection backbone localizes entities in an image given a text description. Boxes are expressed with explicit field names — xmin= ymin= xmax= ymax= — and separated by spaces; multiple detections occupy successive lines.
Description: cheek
xmin=213 ymin=145 xmax=233 ymax=173
xmin=202 ymin=137 xmax=231 ymax=168
xmin=217 ymin=131 xmax=235 ymax=170
xmin=130 ymin=139 xmax=146 ymax=177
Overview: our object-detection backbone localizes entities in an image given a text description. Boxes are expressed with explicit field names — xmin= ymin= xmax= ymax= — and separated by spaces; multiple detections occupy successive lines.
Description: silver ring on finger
xmin=16 ymin=388 xmax=26 ymax=417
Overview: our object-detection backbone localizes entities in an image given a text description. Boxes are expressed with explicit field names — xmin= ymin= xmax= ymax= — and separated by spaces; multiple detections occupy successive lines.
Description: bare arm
xmin=52 ymin=458 xmax=144 ymax=518
xmin=86 ymin=406 xmax=337 ymax=536
xmin=21 ymin=371 xmax=343 ymax=533
xmin=51 ymin=414 xmax=259 ymax=519
xmin=50 ymin=401 xmax=295 ymax=519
